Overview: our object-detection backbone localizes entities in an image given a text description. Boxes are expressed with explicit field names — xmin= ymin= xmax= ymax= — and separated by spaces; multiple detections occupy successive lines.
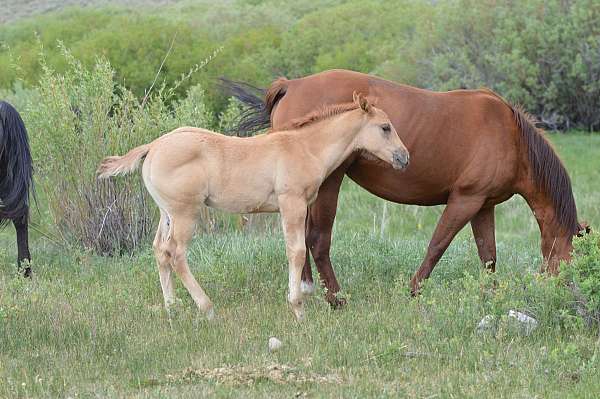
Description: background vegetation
xmin=0 ymin=0 xmax=599 ymax=397
xmin=1 ymin=0 xmax=600 ymax=129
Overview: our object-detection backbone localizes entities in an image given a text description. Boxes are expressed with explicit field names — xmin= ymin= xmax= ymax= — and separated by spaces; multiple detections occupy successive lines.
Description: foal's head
xmin=352 ymin=92 xmax=409 ymax=170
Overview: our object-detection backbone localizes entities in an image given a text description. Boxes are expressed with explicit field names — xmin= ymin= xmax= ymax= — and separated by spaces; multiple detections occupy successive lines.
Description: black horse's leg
xmin=13 ymin=211 xmax=31 ymax=277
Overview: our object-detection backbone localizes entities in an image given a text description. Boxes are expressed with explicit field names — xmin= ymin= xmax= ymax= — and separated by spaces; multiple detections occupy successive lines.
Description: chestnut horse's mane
xmin=481 ymin=88 xmax=578 ymax=234
xmin=276 ymin=101 xmax=360 ymax=132
xmin=513 ymin=106 xmax=578 ymax=234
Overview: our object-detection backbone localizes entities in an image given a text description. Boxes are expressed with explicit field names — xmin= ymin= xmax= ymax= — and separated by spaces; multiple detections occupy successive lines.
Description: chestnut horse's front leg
xmin=410 ymin=195 xmax=485 ymax=295
xmin=279 ymin=195 xmax=309 ymax=321
xmin=304 ymin=165 xmax=347 ymax=308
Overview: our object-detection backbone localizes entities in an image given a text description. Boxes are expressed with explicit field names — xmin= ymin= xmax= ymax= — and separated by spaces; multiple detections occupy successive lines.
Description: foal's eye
xmin=381 ymin=123 xmax=391 ymax=134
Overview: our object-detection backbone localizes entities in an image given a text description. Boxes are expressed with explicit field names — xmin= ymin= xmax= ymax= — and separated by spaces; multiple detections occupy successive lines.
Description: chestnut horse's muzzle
xmin=392 ymin=150 xmax=410 ymax=170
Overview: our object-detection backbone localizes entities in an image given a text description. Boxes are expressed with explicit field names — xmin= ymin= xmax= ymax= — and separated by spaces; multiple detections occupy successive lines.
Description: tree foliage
xmin=1 ymin=0 xmax=599 ymax=129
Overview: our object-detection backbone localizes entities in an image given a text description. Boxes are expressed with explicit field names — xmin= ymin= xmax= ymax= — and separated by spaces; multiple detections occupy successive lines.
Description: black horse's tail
xmin=0 ymin=101 xmax=33 ymax=223
xmin=219 ymin=77 xmax=287 ymax=136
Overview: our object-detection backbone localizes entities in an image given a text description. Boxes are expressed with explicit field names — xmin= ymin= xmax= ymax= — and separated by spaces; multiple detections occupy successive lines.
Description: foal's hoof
xmin=293 ymin=309 xmax=305 ymax=321
xmin=205 ymin=307 xmax=216 ymax=321
xmin=288 ymin=299 xmax=305 ymax=321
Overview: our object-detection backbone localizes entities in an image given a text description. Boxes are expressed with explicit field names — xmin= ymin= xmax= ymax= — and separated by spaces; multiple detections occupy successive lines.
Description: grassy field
xmin=0 ymin=133 xmax=599 ymax=398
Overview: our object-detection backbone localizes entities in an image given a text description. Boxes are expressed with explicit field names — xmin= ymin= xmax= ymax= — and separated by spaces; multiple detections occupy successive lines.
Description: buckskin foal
xmin=98 ymin=93 xmax=409 ymax=320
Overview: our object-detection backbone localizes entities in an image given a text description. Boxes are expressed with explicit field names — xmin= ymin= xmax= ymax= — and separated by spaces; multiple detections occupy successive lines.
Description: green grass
xmin=0 ymin=133 xmax=599 ymax=398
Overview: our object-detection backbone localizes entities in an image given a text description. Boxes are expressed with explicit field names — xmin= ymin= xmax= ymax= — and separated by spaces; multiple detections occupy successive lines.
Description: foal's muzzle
xmin=392 ymin=150 xmax=409 ymax=170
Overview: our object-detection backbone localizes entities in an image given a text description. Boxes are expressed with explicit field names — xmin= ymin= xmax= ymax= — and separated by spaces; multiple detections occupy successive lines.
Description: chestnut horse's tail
xmin=219 ymin=77 xmax=288 ymax=136
xmin=97 ymin=144 xmax=151 ymax=179
xmin=484 ymin=89 xmax=579 ymax=235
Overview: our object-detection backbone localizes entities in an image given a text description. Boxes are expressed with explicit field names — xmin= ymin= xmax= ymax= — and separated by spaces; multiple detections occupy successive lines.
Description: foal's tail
xmin=97 ymin=144 xmax=151 ymax=179
xmin=0 ymin=101 xmax=33 ymax=221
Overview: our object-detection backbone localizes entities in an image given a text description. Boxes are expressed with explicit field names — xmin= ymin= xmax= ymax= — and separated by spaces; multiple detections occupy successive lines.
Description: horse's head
xmin=352 ymin=92 xmax=409 ymax=170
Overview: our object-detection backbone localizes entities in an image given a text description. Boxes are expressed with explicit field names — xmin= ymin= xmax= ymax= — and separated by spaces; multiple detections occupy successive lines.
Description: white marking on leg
xmin=301 ymin=280 xmax=316 ymax=295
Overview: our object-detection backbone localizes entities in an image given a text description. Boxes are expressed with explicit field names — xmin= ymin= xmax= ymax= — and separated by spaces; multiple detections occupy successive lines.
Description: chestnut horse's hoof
xmin=409 ymin=279 xmax=422 ymax=297
xmin=328 ymin=296 xmax=347 ymax=310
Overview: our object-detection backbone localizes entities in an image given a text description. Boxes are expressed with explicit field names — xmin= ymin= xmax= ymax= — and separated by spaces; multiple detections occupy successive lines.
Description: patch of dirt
xmin=165 ymin=363 xmax=343 ymax=386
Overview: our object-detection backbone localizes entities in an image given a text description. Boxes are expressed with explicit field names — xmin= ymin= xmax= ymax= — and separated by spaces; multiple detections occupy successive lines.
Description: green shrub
xmin=378 ymin=0 xmax=600 ymax=130
xmin=21 ymin=46 xmax=215 ymax=254
xmin=2 ymin=0 xmax=599 ymax=129
xmin=561 ymin=232 xmax=600 ymax=324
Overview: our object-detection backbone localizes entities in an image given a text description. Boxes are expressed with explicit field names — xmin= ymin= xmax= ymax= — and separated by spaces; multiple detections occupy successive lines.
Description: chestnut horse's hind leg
xmin=470 ymin=206 xmax=497 ymax=272
xmin=13 ymin=213 xmax=31 ymax=278
xmin=169 ymin=212 xmax=214 ymax=319
xmin=410 ymin=195 xmax=485 ymax=295
xmin=304 ymin=166 xmax=347 ymax=308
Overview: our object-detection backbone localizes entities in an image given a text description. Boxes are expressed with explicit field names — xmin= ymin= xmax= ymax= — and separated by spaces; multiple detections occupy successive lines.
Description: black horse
xmin=0 ymin=100 xmax=33 ymax=277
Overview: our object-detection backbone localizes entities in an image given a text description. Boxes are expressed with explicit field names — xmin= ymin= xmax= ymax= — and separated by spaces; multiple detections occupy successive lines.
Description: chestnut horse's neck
xmin=509 ymin=104 xmax=580 ymax=271
xmin=280 ymin=110 xmax=366 ymax=177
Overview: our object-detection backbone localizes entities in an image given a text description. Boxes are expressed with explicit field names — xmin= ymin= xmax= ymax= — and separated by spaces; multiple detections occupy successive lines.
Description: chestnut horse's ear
xmin=577 ymin=221 xmax=592 ymax=237
xmin=353 ymin=91 xmax=371 ymax=113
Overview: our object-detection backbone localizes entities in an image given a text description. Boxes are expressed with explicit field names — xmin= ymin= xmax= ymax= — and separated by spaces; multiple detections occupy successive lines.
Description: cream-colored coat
xmin=98 ymin=93 xmax=409 ymax=320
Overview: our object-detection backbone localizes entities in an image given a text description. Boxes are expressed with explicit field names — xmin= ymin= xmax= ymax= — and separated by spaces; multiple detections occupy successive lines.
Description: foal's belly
xmin=205 ymin=190 xmax=280 ymax=214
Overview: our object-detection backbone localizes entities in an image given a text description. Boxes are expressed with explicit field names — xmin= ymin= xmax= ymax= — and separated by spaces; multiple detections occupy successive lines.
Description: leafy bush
xmin=22 ymin=46 xmax=214 ymax=254
xmin=2 ymin=0 xmax=600 ymax=129
xmin=375 ymin=0 xmax=600 ymax=130
xmin=561 ymin=232 xmax=600 ymax=324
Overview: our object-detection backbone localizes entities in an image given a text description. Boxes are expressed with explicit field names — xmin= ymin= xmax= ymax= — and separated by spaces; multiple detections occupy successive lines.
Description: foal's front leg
xmin=279 ymin=195 xmax=309 ymax=321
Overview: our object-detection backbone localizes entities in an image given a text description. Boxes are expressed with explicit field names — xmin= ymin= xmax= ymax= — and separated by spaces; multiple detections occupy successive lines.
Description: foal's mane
xmin=277 ymin=102 xmax=360 ymax=131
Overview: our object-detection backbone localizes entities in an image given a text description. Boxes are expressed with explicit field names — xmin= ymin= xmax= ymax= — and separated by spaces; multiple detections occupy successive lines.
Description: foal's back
xmin=142 ymin=127 xmax=297 ymax=214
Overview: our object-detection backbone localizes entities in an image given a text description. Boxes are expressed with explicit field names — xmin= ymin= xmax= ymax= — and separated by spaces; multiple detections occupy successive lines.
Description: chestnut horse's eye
xmin=381 ymin=123 xmax=391 ymax=134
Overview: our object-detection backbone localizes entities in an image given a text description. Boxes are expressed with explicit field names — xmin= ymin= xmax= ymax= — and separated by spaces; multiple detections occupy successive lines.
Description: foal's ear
xmin=353 ymin=91 xmax=371 ymax=113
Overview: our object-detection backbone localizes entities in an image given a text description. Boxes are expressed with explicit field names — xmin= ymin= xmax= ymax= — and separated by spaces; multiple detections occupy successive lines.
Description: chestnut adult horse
xmin=223 ymin=69 xmax=586 ymax=305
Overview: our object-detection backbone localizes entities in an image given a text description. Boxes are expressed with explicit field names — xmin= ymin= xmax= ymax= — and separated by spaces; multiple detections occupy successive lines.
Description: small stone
xmin=476 ymin=315 xmax=496 ymax=334
xmin=507 ymin=310 xmax=538 ymax=335
xmin=268 ymin=337 xmax=283 ymax=352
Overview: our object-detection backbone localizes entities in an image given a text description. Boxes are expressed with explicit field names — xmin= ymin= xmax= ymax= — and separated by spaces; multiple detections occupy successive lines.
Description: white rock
xmin=508 ymin=310 xmax=538 ymax=335
xmin=476 ymin=315 xmax=496 ymax=333
xmin=268 ymin=337 xmax=283 ymax=352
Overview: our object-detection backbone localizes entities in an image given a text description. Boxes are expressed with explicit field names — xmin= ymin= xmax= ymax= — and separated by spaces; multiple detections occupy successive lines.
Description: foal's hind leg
xmin=470 ymin=206 xmax=497 ymax=272
xmin=13 ymin=213 xmax=31 ymax=278
xmin=153 ymin=212 xmax=175 ymax=309
xmin=169 ymin=213 xmax=214 ymax=319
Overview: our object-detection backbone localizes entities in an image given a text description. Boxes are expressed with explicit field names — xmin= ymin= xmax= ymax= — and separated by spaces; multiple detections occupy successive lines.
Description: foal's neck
xmin=293 ymin=112 xmax=363 ymax=177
